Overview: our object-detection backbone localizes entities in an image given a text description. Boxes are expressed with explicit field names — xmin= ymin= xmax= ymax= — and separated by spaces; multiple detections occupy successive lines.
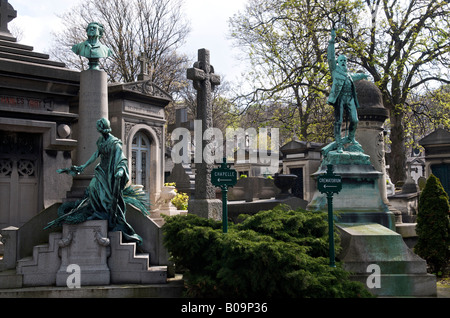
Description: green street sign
xmin=318 ymin=166 xmax=342 ymax=194
xmin=211 ymin=158 xmax=237 ymax=233
xmin=211 ymin=168 xmax=237 ymax=187
xmin=317 ymin=164 xmax=342 ymax=268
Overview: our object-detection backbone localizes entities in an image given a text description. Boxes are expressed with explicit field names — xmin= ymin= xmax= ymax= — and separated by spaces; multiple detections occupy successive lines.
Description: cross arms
xmin=187 ymin=66 xmax=221 ymax=90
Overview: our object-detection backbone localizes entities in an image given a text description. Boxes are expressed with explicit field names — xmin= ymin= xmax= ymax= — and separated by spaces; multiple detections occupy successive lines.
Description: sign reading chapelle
xmin=0 ymin=1 xmax=172 ymax=229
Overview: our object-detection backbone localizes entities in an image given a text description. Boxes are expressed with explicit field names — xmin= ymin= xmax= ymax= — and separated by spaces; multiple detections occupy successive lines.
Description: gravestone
xmin=167 ymin=107 xmax=195 ymax=196
xmin=186 ymin=49 xmax=222 ymax=220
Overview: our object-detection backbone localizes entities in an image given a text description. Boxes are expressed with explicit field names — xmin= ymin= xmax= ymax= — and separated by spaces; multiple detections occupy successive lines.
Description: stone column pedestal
xmin=56 ymin=220 xmax=110 ymax=286
xmin=68 ymin=69 xmax=108 ymax=199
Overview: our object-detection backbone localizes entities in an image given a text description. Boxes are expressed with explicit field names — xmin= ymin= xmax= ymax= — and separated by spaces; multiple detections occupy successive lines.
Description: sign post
xmin=211 ymin=158 xmax=237 ymax=233
xmin=317 ymin=164 xmax=342 ymax=267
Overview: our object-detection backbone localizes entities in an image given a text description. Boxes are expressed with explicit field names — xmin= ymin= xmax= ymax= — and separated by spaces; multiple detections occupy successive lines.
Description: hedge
xmin=162 ymin=205 xmax=372 ymax=298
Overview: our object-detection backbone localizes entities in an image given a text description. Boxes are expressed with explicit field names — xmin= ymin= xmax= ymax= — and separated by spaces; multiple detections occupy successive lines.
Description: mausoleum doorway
xmin=0 ymin=131 xmax=42 ymax=229
xmin=131 ymin=131 xmax=151 ymax=194
xmin=125 ymin=124 xmax=163 ymax=205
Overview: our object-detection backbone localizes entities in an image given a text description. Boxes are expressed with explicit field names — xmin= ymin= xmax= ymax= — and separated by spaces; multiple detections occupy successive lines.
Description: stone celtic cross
xmin=187 ymin=48 xmax=221 ymax=127
xmin=187 ymin=48 xmax=221 ymax=200
xmin=0 ymin=0 xmax=17 ymax=36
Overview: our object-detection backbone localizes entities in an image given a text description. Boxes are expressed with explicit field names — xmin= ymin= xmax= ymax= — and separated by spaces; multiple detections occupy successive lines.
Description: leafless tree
xmin=50 ymin=0 xmax=191 ymax=94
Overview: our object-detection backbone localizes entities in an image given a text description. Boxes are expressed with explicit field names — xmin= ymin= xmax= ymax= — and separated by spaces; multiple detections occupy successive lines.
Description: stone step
xmin=0 ymin=270 xmax=22 ymax=289
xmin=0 ymin=51 xmax=66 ymax=67
xmin=108 ymin=231 xmax=167 ymax=284
xmin=16 ymin=232 xmax=62 ymax=287
xmin=0 ymin=275 xmax=184 ymax=298
xmin=0 ymin=38 xmax=34 ymax=51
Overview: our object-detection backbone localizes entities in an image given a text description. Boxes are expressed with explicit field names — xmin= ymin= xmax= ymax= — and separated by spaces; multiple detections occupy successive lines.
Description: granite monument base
xmin=56 ymin=220 xmax=110 ymax=286
xmin=337 ymin=223 xmax=436 ymax=297
xmin=188 ymin=198 xmax=222 ymax=221
xmin=16 ymin=219 xmax=168 ymax=287
xmin=307 ymin=155 xmax=395 ymax=230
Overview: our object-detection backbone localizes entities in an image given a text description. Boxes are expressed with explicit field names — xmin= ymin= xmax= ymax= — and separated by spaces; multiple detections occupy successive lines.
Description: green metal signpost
xmin=317 ymin=164 xmax=342 ymax=267
xmin=211 ymin=158 xmax=237 ymax=233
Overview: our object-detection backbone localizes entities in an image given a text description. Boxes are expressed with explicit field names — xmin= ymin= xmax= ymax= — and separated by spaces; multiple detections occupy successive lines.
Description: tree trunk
xmin=387 ymin=108 xmax=407 ymax=185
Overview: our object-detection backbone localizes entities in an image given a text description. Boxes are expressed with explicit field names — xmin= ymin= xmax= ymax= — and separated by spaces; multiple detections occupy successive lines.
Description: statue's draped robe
xmin=47 ymin=135 xmax=142 ymax=245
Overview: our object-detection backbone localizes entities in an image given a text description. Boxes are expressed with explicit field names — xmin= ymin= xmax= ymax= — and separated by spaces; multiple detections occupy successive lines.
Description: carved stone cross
xmin=187 ymin=49 xmax=221 ymax=123
xmin=187 ymin=48 xmax=221 ymax=201
xmin=138 ymin=52 xmax=151 ymax=81
xmin=0 ymin=0 xmax=17 ymax=36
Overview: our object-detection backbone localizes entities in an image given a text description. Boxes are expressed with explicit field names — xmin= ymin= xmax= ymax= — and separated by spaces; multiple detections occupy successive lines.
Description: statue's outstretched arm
xmin=57 ymin=150 xmax=99 ymax=176
xmin=80 ymin=150 xmax=99 ymax=171
xmin=351 ymin=73 xmax=369 ymax=82
xmin=328 ymin=29 xmax=337 ymax=72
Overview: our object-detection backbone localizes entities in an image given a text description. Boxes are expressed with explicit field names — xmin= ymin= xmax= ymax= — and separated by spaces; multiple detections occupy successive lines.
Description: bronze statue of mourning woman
xmin=46 ymin=118 xmax=149 ymax=245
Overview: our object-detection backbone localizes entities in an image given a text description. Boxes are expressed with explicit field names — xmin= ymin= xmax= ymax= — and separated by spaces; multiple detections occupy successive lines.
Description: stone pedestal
xmin=68 ymin=69 xmax=108 ymax=199
xmin=337 ymin=223 xmax=436 ymax=297
xmin=56 ymin=220 xmax=110 ymax=286
xmin=188 ymin=198 xmax=222 ymax=220
xmin=307 ymin=156 xmax=395 ymax=230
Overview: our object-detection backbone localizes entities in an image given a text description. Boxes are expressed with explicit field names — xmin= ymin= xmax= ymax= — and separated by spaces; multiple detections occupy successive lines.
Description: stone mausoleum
xmin=0 ymin=3 xmax=171 ymax=229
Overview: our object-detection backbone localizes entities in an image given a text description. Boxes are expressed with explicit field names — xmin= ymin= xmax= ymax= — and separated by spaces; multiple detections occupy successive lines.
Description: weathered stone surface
xmin=108 ymin=231 xmax=167 ymax=284
xmin=56 ymin=220 xmax=110 ymax=286
xmin=337 ymin=223 xmax=436 ymax=297
xmin=187 ymin=48 xmax=222 ymax=219
xmin=17 ymin=232 xmax=62 ymax=286
xmin=308 ymin=163 xmax=395 ymax=230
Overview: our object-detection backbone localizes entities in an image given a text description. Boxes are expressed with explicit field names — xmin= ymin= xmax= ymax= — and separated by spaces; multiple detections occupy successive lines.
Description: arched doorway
xmin=126 ymin=124 xmax=163 ymax=205
xmin=131 ymin=132 xmax=151 ymax=194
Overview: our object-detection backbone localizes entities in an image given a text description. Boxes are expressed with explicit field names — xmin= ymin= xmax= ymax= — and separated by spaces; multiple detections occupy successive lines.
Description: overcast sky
xmin=8 ymin=0 xmax=248 ymax=83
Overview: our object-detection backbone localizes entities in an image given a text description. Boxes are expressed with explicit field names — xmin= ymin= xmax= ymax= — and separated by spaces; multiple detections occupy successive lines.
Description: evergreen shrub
xmin=415 ymin=174 xmax=450 ymax=275
xmin=162 ymin=205 xmax=372 ymax=298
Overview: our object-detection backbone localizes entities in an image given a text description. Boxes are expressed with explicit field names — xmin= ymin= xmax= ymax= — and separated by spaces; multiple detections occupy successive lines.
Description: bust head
xmin=72 ymin=21 xmax=112 ymax=69
xmin=86 ymin=22 xmax=104 ymax=40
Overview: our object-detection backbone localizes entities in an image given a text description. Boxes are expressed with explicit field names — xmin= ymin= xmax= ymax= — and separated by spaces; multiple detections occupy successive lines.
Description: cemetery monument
xmin=0 ymin=16 xmax=170 ymax=291
xmin=307 ymin=29 xmax=436 ymax=296
xmin=308 ymin=29 xmax=395 ymax=229
xmin=71 ymin=22 xmax=112 ymax=70
xmin=324 ymin=28 xmax=367 ymax=154
xmin=186 ymin=49 xmax=222 ymax=220
xmin=46 ymin=118 xmax=145 ymax=245
xmin=67 ymin=23 xmax=110 ymax=200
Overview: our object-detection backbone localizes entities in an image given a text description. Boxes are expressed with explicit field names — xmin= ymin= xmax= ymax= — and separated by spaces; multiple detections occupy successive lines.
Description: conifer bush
xmin=162 ymin=205 xmax=372 ymax=298
xmin=415 ymin=174 xmax=450 ymax=275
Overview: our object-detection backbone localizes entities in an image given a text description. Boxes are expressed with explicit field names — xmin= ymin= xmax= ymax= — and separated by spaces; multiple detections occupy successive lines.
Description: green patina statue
xmin=46 ymin=118 xmax=148 ymax=245
xmin=324 ymin=29 xmax=368 ymax=155
xmin=72 ymin=22 xmax=112 ymax=70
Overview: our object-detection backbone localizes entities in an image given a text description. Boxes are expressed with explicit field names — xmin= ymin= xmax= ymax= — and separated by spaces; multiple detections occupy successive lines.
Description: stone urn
xmin=154 ymin=185 xmax=179 ymax=216
xmin=274 ymin=173 xmax=298 ymax=199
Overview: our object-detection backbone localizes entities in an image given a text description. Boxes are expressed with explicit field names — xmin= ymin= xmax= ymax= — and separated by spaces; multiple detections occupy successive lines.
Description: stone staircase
xmin=15 ymin=221 xmax=167 ymax=287
xmin=108 ymin=231 xmax=167 ymax=284
xmin=17 ymin=232 xmax=62 ymax=286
